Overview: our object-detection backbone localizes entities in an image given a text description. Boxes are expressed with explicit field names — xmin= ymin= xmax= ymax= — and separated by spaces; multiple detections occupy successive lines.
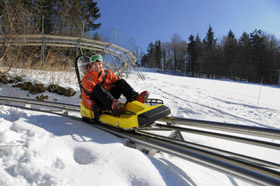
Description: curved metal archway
xmin=0 ymin=34 xmax=138 ymax=76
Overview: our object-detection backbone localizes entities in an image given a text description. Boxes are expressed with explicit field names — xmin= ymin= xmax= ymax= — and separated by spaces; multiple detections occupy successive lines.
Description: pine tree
xmin=266 ymin=34 xmax=280 ymax=84
xmin=238 ymin=32 xmax=251 ymax=81
xmin=223 ymin=30 xmax=238 ymax=79
xmin=0 ymin=0 xmax=101 ymax=35
xmin=141 ymin=54 xmax=149 ymax=67
xmin=81 ymin=0 xmax=101 ymax=31
xmin=187 ymin=35 xmax=196 ymax=76
xmin=154 ymin=40 xmax=162 ymax=69
xmin=200 ymin=25 xmax=218 ymax=77
xmin=250 ymin=29 xmax=270 ymax=83
xmin=53 ymin=0 xmax=101 ymax=35
xmin=146 ymin=42 xmax=155 ymax=68
xmin=205 ymin=25 xmax=217 ymax=49
xmin=194 ymin=34 xmax=203 ymax=77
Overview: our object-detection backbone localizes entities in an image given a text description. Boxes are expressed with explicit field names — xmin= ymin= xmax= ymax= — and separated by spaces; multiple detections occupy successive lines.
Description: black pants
xmin=91 ymin=79 xmax=138 ymax=110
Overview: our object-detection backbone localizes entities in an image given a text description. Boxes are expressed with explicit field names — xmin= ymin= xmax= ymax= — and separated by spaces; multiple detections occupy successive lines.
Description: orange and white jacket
xmin=81 ymin=66 xmax=118 ymax=109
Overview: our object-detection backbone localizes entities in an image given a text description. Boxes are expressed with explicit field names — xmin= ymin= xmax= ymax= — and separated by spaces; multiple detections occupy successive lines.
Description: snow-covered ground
xmin=0 ymin=68 xmax=279 ymax=186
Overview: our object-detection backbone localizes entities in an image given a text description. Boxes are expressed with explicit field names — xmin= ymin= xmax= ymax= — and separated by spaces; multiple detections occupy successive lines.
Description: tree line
xmin=0 ymin=0 xmax=101 ymax=71
xmin=0 ymin=0 xmax=101 ymax=35
xmin=141 ymin=26 xmax=280 ymax=85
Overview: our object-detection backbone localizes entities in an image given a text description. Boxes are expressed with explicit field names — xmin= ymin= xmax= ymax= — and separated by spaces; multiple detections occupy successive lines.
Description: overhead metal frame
xmin=0 ymin=34 xmax=137 ymax=76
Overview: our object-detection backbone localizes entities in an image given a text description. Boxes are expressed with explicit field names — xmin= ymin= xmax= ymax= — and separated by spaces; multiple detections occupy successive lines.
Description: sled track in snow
xmin=1 ymin=95 xmax=280 ymax=186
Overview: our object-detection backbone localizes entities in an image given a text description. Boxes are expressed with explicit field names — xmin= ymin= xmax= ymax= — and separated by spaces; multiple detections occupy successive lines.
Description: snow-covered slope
xmin=0 ymin=68 xmax=279 ymax=186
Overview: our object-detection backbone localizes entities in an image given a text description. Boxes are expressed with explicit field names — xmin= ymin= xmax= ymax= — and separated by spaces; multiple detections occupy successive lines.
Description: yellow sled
xmin=80 ymin=99 xmax=170 ymax=129
xmin=75 ymin=55 xmax=171 ymax=129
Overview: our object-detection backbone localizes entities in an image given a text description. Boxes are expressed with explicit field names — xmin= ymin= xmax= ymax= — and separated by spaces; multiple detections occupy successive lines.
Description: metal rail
xmin=0 ymin=35 xmax=136 ymax=61
xmin=0 ymin=95 xmax=79 ymax=112
xmin=153 ymin=123 xmax=280 ymax=150
xmin=0 ymin=34 xmax=137 ymax=75
xmin=137 ymin=129 xmax=280 ymax=170
xmin=0 ymin=95 xmax=279 ymax=185
xmin=0 ymin=95 xmax=279 ymax=145
xmin=159 ymin=117 xmax=280 ymax=140
xmin=1 ymin=95 xmax=278 ymax=136
xmin=134 ymin=130 xmax=280 ymax=178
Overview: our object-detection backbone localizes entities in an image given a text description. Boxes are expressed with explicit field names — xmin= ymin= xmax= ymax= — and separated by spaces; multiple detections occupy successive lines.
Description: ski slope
xmin=0 ymin=68 xmax=279 ymax=186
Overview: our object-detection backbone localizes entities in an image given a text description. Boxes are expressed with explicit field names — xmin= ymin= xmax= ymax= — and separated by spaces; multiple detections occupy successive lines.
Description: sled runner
xmin=75 ymin=55 xmax=171 ymax=129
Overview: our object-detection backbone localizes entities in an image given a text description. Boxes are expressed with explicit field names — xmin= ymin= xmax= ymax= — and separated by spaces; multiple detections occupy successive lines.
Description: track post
xmin=169 ymin=130 xmax=184 ymax=140
xmin=126 ymin=140 xmax=159 ymax=156
xmin=167 ymin=121 xmax=184 ymax=140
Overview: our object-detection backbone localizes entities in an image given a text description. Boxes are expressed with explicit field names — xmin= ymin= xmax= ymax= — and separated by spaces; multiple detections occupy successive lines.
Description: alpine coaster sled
xmin=75 ymin=55 xmax=171 ymax=129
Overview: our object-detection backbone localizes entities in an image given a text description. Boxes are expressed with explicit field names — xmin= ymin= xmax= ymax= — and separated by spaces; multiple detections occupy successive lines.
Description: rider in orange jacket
xmin=81 ymin=54 xmax=149 ymax=115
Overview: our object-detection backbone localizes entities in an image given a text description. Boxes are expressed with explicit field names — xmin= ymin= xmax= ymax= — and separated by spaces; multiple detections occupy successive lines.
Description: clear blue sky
xmin=95 ymin=0 xmax=280 ymax=53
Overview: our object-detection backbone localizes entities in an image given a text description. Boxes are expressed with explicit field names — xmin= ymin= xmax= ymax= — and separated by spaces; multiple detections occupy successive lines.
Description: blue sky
xmin=95 ymin=0 xmax=280 ymax=53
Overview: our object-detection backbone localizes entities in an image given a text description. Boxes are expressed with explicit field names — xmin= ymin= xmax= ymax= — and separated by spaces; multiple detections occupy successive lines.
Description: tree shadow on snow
xmin=227 ymin=175 xmax=239 ymax=186
xmin=147 ymin=156 xmax=197 ymax=186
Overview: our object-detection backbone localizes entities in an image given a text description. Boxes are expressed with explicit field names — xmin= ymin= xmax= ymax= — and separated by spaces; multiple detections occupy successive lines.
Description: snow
xmin=0 ymin=68 xmax=279 ymax=186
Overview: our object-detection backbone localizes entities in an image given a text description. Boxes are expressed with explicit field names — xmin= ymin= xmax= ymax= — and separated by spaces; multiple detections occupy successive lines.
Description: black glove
xmin=91 ymin=103 xmax=102 ymax=120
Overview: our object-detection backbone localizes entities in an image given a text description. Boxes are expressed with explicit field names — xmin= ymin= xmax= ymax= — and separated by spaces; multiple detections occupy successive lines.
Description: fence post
xmin=256 ymin=77 xmax=263 ymax=108
xmin=0 ymin=15 xmax=4 ymax=34
xmin=111 ymin=27 xmax=117 ymax=43
xmin=40 ymin=16 xmax=45 ymax=65
xmin=277 ymin=70 xmax=280 ymax=87
xmin=76 ymin=21 xmax=84 ymax=57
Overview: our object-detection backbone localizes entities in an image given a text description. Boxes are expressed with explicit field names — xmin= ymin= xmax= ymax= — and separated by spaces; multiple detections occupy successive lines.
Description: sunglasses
xmin=90 ymin=54 xmax=103 ymax=63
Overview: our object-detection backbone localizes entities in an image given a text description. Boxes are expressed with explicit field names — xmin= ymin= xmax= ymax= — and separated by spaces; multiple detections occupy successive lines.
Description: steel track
xmin=150 ymin=123 xmax=280 ymax=150
xmin=137 ymin=128 xmax=280 ymax=170
xmin=1 ymin=95 xmax=280 ymax=185
xmin=1 ymin=95 xmax=279 ymax=139
xmin=158 ymin=117 xmax=280 ymax=139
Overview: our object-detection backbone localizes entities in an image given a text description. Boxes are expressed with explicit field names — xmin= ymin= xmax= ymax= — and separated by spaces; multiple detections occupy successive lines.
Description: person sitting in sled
xmin=81 ymin=54 xmax=149 ymax=116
